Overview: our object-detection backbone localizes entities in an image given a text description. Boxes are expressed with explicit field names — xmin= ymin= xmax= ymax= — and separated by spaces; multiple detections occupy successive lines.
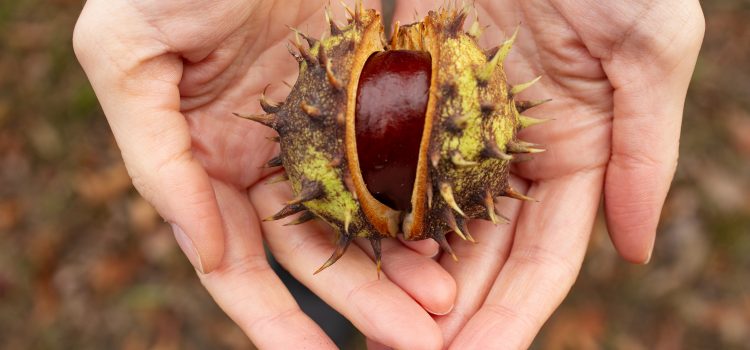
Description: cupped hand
xmin=73 ymin=1 xmax=456 ymax=349
xmin=366 ymin=0 xmax=704 ymax=349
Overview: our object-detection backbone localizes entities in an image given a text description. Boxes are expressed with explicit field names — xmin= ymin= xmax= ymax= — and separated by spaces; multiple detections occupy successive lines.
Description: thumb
xmin=73 ymin=2 xmax=225 ymax=272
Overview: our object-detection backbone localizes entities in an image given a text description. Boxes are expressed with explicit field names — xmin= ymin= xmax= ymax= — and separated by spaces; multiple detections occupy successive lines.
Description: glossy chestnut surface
xmin=355 ymin=50 xmax=431 ymax=211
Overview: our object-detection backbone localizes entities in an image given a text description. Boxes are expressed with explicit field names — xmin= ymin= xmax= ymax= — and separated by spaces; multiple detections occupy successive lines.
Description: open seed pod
xmin=237 ymin=2 xmax=549 ymax=274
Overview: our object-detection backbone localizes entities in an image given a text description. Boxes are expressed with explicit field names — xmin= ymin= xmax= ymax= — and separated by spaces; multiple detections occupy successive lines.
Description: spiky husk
xmin=238 ymin=4 xmax=548 ymax=273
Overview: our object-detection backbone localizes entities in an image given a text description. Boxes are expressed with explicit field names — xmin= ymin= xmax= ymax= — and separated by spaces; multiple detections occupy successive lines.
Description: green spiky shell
xmin=238 ymin=5 xmax=548 ymax=273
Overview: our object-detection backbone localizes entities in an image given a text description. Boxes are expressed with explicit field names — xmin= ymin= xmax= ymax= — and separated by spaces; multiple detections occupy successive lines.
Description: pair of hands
xmin=73 ymin=0 xmax=704 ymax=348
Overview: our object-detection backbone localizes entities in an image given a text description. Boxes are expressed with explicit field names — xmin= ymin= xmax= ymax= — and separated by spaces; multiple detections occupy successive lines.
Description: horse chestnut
xmin=237 ymin=3 xmax=548 ymax=273
xmin=355 ymin=50 xmax=431 ymax=212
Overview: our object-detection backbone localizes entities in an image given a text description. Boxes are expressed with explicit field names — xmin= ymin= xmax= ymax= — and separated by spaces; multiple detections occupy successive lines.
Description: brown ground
xmin=0 ymin=1 xmax=748 ymax=349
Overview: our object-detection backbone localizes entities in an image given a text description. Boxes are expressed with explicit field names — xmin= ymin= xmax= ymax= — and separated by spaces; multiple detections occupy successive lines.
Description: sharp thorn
xmin=518 ymin=115 xmax=552 ymax=129
xmin=233 ymin=112 xmax=277 ymax=129
xmin=314 ymin=232 xmax=352 ymax=274
xmin=515 ymin=98 xmax=552 ymax=113
xmin=263 ymin=203 xmax=305 ymax=221
xmin=290 ymin=26 xmax=303 ymax=47
xmin=497 ymin=26 xmax=519 ymax=63
xmin=290 ymin=40 xmax=317 ymax=66
xmin=468 ymin=18 xmax=482 ymax=39
xmin=264 ymin=172 xmax=289 ymax=185
xmin=511 ymin=75 xmax=542 ymax=96
xmin=287 ymin=25 xmax=317 ymax=48
xmin=507 ymin=140 xmax=546 ymax=154
xmin=319 ymin=47 xmax=344 ymax=90
xmin=317 ymin=44 xmax=329 ymax=65
xmin=450 ymin=114 xmax=469 ymax=130
xmin=286 ymin=43 xmax=303 ymax=63
xmin=343 ymin=172 xmax=357 ymax=200
xmin=283 ymin=211 xmax=316 ymax=226
xmin=260 ymin=85 xmax=282 ymax=114
xmin=287 ymin=181 xmax=324 ymax=205
xmin=477 ymin=26 xmax=518 ymax=83
xmin=327 ymin=155 xmax=343 ymax=168
xmin=355 ymin=0 xmax=363 ymax=15
xmin=354 ymin=0 xmax=363 ymax=24
xmin=484 ymin=190 xmax=499 ymax=224
xmin=484 ymin=46 xmax=499 ymax=61
xmin=467 ymin=8 xmax=482 ymax=39
xmin=370 ymin=237 xmax=382 ymax=279
xmin=426 ymin=178 xmax=434 ymax=209
xmin=266 ymin=135 xmax=280 ymax=143
xmin=482 ymin=136 xmax=514 ymax=161
xmin=443 ymin=207 xmax=467 ymax=241
xmin=340 ymin=1 xmax=355 ymax=20
xmin=433 ymin=232 xmax=458 ymax=261
xmin=430 ymin=149 xmax=441 ymax=168
xmin=447 ymin=9 xmax=468 ymax=35
xmin=477 ymin=48 xmax=502 ymax=83
xmin=282 ymin=80 xmax=293 ymax=89
xmin=265 ymin=155 xmax=283 ymax=168
xmin=451 ymin=151 xmax=478 ymax=167
xmin=301 ymin=100 xmax=322 ymax=118
xmin=503 ymin=185 xmax=536 ymax=202
xmin=344 ymin=210 xmax=352 ymax=234
xmin=457 ymin=216 xmax=475 ymax=243
xmin=325 ymin=7 xmax=343 ymax=36
xmin=480 ymin=102 xmax=496 ymax=116
xmin=303 ymin=35 xmax=318 ymax=48
xmin=327 ymin=66 xmax=344 ymax=90
xmin=495 ymin=209 xmax=511 ymax=223
xmin=391 ymin=21 xmax=400 ymax=47
xmin=439 ymin=182 xmax=466 ymax=217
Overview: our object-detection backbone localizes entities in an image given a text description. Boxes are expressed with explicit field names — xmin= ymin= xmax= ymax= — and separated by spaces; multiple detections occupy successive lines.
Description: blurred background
xmin=1 ymin=0 xmax=748 ymax=349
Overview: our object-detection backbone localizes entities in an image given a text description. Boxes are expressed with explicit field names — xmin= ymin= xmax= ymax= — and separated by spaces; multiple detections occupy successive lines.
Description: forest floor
xmin=0 ymin=0 xmax=748 ymax=349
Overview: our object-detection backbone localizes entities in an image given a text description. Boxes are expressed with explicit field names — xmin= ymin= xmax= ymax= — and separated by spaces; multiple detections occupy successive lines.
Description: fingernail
xmin=643 ymin=237 xmax=656 ymax=264
xmin=171 ymin=223 xmax=205 ymax=273
xmin=426 ymin=303 xmax=454 ymax=316
xmin=643 ymin=249 xmax=653 ymax=264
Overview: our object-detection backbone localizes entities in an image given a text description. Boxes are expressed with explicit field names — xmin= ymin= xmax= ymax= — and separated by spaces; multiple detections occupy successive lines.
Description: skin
xmin=74 ymin=0 xmax=704 ymax=349
xmin=365 ymin=0 xmax=704 ymax=349
xmin=74 ymin=1 xmax=450 ymax=349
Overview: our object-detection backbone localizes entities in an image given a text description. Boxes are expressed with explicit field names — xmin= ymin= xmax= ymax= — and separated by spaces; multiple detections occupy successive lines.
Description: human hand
xmin=365 ymin=0 xmax=704 ymax=348
xmin=73 ymin=1 xmax=456 ymax=348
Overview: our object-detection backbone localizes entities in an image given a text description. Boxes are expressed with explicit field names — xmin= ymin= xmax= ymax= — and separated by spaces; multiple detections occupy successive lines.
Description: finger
xmin=601 ymin=5 xmax=705 ymax=263
xmin=400 ymin=237 xmax=440 ymax=257
xmin=366 ymin=338 xmax=392 ymax=350
xmin=434 ymin=177 xmax=528 ymax=342
xmin=73 ymin=4 xmax=224 ymax=272
xmin=356 ymin=237 xmax=456 ymax=315
xmin=199 ymin=180 xmax=335 ymax=349
xmin=449 ymin=169 xmax=604 ymax=349
xmin=251 ymin=183 xmax=443 ymax=350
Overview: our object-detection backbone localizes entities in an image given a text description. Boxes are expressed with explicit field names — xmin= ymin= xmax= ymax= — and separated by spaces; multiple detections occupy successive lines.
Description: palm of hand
xmin=380 ymin=0 xmax=703 ymax=348
xmin=152 ymin=1 xmax=454 ymax=349
xmin=76 ymin=0 xmax=701 ymax=348
xmin=212 ymin=2 xmax=610 ymax=346
xmin=373 ymin=2 xmax=612 ymax=348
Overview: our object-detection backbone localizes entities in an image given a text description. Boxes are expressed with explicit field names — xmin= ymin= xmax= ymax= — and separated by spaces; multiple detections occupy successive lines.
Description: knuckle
xmin=687 ymin=5 xmax=706 ymax=42
xmin=508 ymin=244 xmax=578 ymax=278
xmin=277 ymin=232 xmax=332 ymax=268
xmin=72 ymin=9 xmax=97 ymax=66
xmin=483 ymin=303 xmax=537 ymax=331
xmin=346 ymin=279 xmax=380 ymax=307
xmin=207 ymin=254 xmax=271 ymax=281
xmin=248 ymin=308 xmax=306 ymax=337
xmin=611 ymin=149 xmax=677 ymax=178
